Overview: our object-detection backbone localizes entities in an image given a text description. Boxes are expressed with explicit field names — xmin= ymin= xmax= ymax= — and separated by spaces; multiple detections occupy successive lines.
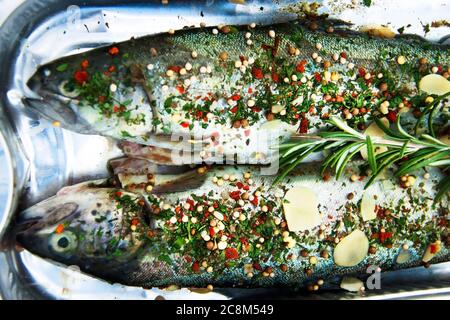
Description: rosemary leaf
xmin=366 ymin=136 xmax=377 ymax=173
xmin=434 ymin=175 xmax=450 ymax=204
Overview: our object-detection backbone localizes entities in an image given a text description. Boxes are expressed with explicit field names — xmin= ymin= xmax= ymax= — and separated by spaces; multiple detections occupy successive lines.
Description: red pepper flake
xmin=225 ymin=247 xmax=239 ymax=260
xmin=213 ymin=202 xmax=219 ymax=209
xmin=195 ymin=110 xmax=204 ymax=119
xmin=115 ymin=191 xmax=123 ymax=197
xmin=253 ymin=262 xmax=262 ymax=271
xmin=239 ymin=237 xmax=249 ymax=246
xmin=387 ymin=110 xmax=397 ymax=123
xmin=340 ymin=52 xmax=347 ymax=59
xmin=430 ymin=244 xmax=438 ymax=254
xmin=250 ymin=196 xmax=258 ymax=206
xmin=186 ymin=199 xmax=195 ymax=211
xmin=239 ymin=55 xmax=246 ymax=63
xmin=168 ymin=65 xmax=181 ymax=73
xmin=296 ymin=60 xmax=307 ymax=73
xmin=180 ymin=122 xmax=190 ymax=128
xmin=55 ymin=224 xmax=65 ymax=234
xmin=108 ymin=65 xmax=116 ymax=73
xmin=192 ymin=261 xmax=200 ymax=272
xmin=261 ymin=44 xmax=271 ymax=51
xmin=174 ymin=85 xmax=185 ymax=94
xmin=271 ymin=72 xmax=279 ymax=83
xmin=251 ymin=67 xmax=264 ymax=79
xmin=296 ymin=64 xmax=305 ymax=73
xmin=298 ymin=117 xmax=309 ymax=134
xmin=379 ymin=231 xmax=393 ymax=243
xmin=314 ymin=72 xmax=322 ymax=82
xmin=80 ymin=59 xmax=89 ymax=69
xmin=229 ymin=190 xmax=241 ymax=200
xmin=98 ymin=96 xmax=106 ymax=103
xmin=231 ymin=94 xmax=241 ymax=101
xmin=209 ymin=227 xmax=215 ymax=237
xmin=236 ymin=182 xmax=244 ymax=189
xmin=243 ymin=185 xmax=250 ymax=191
xmin=74 ymin=70 xmax=88 ymax=84
xmin=230 ymin=106 xmax=238 ymax=113
xmin=108 ymin=46 xmax=119 ymax=56
xmin=358 ymin=67 xmax=366 ymax=77
xmin=131 ymin=218 xmax=139 ymax=226
xmin=248 ymin=88 xmax=253 ymax=94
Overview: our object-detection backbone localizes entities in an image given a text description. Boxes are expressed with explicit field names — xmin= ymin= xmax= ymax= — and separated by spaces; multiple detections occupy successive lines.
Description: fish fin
xmin=109 ymin=157 xmax=193 ymax=175
xmin=56 ymin=179 xmax=111 ymax=196
xmin=129 ymin=64 xmax=159 ymax=131
xmin=152 ymin=169 xmax=208 ymax=194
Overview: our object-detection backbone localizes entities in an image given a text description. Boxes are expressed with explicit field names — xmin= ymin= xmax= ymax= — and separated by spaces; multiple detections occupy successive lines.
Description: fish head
xmin=16 ymin=185 xmax=153 ymax=270
xmin=25 ymin=55 xmax=103 ymax=135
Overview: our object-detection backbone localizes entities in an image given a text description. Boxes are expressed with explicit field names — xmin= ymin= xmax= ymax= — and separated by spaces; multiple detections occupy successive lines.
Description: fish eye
xmin=58 ymin=80 xmax=80 ymax=98
xmin=49 ymin=231 xmax=78 ymax=254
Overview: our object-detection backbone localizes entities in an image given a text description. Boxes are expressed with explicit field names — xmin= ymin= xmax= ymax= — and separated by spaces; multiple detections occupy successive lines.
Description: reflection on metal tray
xmin=0 ymin=0 xmax=449 ymax=300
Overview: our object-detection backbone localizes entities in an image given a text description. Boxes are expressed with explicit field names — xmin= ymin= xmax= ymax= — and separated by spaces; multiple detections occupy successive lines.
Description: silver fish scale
xmin=115 ymin=163 xmax=449 ymax=288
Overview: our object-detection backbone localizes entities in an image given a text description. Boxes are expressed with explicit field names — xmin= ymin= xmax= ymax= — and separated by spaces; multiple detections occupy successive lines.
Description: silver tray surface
xmin=0 ymin=0 xmax=449 ymax=300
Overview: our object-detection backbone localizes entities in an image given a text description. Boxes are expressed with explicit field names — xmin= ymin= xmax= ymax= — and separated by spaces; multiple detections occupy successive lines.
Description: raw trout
xmin=16 ymin=163 xmax=449 ymax=289
xmin=26 ymin=21 xmax=450 ymax=164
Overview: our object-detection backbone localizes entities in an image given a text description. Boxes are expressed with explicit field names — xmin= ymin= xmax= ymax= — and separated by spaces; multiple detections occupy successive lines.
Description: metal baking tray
xmin=0 ymin=0 xmax=449 ymax=300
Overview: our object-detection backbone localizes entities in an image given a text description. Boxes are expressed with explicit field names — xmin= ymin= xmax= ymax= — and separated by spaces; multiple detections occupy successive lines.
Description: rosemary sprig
xmin=414 ymin=91 xmax=450 ymax=137
xmin=275 ymin=116 xmax=450 ymax=203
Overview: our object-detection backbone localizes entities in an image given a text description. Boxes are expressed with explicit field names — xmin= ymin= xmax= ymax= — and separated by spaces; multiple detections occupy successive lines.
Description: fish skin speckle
xmin=27 ymin=22 xmax=449 ymax=166
xmin=16 ymin=164 xmax=449 ymax=289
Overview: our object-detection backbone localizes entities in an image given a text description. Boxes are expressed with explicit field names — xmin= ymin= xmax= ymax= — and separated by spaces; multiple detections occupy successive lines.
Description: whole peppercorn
xmin=219 ymin=51 xmax=229 ymax=61
xmin=357 ymin=123 xmax=366 ymax=131
xmin=379 ymin=83 xmax=388 ymax=92
xmin=288 ymin=45 xmax=296 ymax=56
xmin=347 ymin=193 xmax=354 ymax=200
xmin=369 ymin=246 xmax=377 ymax=254
xmin=309 ymin=22 xmax=318 ymax=31
xmin=326 ymin=25 xmax=334 ymax=33
xmin=206 ymin=241 xmax=214 ymax=250
xmin=221 ymin=25 xmax=231 ymax=34
xmin=300 ymin=249 xmax=309 ymax=258
xmin=233 ymin=120 xmax=242 ymax=129
xmin=320 ymin=250 xmax=329 ymax=259
xmin=419 ymin=57 xmax=428 ymax=65
xmin=266 ymin=113 xmax=275 ymax=121
xmin=280 ymin=264 xmax=288 ymax=272
xmin=305 ymin=268 xmax=313 ymax=276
